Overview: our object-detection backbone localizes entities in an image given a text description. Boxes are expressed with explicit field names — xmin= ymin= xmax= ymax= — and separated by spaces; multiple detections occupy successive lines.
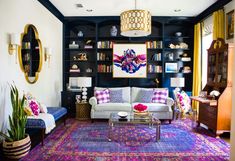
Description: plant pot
xmin=3 ymin=134 xmax=31 ymax=159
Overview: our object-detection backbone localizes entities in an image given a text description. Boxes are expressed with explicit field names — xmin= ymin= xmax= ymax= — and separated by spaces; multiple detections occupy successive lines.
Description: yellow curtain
xmin=192 ymin=23 xmax=202 ymax=110
xmin=213 ymin=9 xmax=225 ymax=40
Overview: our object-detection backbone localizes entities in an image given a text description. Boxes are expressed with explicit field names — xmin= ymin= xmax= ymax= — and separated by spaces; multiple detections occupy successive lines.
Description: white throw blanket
xmin=28 ymin=113 xmax=56 ymax=134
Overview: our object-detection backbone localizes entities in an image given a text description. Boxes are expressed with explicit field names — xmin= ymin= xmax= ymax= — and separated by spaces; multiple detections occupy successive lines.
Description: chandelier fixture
xmin=120 ymin=0 xmax=151 ymax=37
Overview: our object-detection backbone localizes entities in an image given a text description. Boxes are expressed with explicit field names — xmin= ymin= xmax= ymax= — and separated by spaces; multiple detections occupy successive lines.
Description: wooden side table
xmin=75 ymin=102 xmax=91 ymax=120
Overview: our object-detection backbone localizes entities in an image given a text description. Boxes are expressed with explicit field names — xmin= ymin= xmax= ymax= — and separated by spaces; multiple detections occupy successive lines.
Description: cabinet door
xmin=61 ymin=92 xmax=76 ymax=117
xmin=199 ymin=103 xmax=217 ymax=130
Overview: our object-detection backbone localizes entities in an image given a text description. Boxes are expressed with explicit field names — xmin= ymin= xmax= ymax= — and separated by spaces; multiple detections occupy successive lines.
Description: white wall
xmin=224 ymin=0 xmax=235 ymax=160
xmin=0 ymin=0 xmax=62 ymax=132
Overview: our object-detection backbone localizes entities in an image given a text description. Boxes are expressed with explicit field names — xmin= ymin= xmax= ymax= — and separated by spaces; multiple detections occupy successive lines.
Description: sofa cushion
xmin=152 ymin=89 xmax=168 ymax=104
xmin=94 ymin=103 xmax=131 ymax=111
xmin=95 ymin=88 xmax=110 ymax=104
xmin=95 ymin=87 xmax=130 ymax=103
xmin=136 ymin=89 xmax=154 ymax=103
xmin=131 ymin=87 xmax=169 ymax=103
xmin=109 ymin=89 xmax=124 ymax=103
xmin=132 ymin=103 xmax=171 ymax=112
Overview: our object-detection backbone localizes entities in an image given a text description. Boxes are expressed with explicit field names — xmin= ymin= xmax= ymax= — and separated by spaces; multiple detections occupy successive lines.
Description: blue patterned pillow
xmin=109 ymin=89 xmax=124 ymax=103
xmin=137 ymin=90 xmax=154 ymax=103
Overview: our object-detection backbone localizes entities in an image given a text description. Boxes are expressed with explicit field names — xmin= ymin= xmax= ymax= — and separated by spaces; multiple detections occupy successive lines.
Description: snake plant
xmin=0 ymin=85 xmax=27 ymax=142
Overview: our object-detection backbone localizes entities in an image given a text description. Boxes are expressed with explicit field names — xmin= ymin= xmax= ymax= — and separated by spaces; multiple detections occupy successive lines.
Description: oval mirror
xmin=19 ymin=24 xmax=42 ymax=84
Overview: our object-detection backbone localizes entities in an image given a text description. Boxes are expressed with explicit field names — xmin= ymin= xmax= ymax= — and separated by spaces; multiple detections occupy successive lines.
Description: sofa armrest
xmin=166 ymin=97 xmax=174 ymax=107
xmin=89 ymin=96 xmax=97 ymax=108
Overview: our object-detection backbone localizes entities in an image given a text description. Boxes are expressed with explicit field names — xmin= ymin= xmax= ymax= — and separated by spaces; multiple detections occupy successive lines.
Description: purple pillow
xmin=152 ymin=89 xmax=168 ymax=104
xmin=95 ymin=89 xmax=110 ymax=104
xmin=109 ymin=89 xmax=123 ymax=103
xmin=137 ymin=90 xmax=154 ymax=103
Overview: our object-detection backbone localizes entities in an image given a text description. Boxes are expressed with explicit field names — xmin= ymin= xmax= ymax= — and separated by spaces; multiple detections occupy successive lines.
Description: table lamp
xmin=170 ymin=77 xmax=185 ymax=91
xmin=77 ymin=77 xmax=92 ymax=102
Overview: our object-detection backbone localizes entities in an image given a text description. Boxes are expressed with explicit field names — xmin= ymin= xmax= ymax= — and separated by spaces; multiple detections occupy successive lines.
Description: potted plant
xmin=0 ymin=85 xmax=31 ymax=159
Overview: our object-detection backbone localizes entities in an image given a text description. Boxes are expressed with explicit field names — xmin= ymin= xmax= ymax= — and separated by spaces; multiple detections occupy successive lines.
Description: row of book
xmin=98 ymin=64 xmax=112 ymax=73
xmin=146 ymin=41 xmax=163 ymax=49
xmin=148 ymin=65 xmax=162 ymax=73
xmin=151 ymin=53 xmax=162 ymax=61
xmin=97 ymin=41 xmax=114 ymax=49
xmin=97 ymin=52 xmax=111 ymax=61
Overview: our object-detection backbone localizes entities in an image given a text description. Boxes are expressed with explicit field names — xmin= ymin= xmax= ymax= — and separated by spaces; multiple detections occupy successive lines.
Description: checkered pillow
xmin=95 ymin=89 xmax=110 ymax=104
xmin=152 ymin=89 xmax=168 ymax=104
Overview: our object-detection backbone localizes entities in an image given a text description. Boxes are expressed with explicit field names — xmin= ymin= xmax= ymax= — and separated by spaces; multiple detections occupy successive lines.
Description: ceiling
xmin=49 ymin=0 xmax=218 ymax=17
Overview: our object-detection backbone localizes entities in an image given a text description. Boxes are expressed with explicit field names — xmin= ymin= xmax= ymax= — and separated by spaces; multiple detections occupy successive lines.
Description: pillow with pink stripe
xmin=152 ymin=89 xmax=168 ymax=104
xmin=95 ymin=89 xmax=110 ymax=104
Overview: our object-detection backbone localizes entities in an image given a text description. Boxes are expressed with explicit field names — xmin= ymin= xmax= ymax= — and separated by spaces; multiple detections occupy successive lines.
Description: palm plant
xmin=0 ymin=85 xmax=27 ymax=142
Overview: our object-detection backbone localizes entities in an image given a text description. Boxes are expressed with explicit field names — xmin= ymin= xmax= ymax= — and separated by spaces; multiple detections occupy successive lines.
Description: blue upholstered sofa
xmin=26 ymin=107 xmax=67 ymax=145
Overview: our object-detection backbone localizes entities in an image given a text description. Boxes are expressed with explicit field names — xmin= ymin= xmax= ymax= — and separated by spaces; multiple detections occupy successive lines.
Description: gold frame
xmin=112 ymin=43 xmax=147 ymax=78
xmin=19 ymin=24 xmax=43 ymax=84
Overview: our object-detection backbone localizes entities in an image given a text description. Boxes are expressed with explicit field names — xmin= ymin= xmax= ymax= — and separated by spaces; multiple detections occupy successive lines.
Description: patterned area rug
xmin=22 ymin=119 xmax=230 ymax=161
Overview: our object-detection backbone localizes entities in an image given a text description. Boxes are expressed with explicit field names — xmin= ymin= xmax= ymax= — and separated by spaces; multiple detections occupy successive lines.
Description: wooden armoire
xmin=198 ymin=38 xmax=233 ymax=136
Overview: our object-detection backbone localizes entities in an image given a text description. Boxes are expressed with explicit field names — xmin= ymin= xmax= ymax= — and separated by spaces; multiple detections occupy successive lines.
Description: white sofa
xmin=89 ymin=87 xmax=174 ymax=123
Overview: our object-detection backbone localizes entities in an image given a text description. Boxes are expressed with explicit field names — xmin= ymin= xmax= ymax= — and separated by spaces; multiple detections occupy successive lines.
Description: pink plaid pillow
xmin=152 ymin=89 xmax=168 ymax=104
xmin=95 ymin=89 xmax=110 ymax=104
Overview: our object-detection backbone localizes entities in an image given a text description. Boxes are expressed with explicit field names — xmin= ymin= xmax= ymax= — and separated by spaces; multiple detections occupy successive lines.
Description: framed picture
xmin=165 ymin=62 xmax=178 ymax=73
xmin=226 ymin=10 xmax=234 ymax=40
xmin=113 ymin=43 xmax=147 ymax=78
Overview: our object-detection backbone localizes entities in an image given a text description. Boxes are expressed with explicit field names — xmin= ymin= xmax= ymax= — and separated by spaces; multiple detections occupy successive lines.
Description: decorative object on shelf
xmin=0 ymin=85 xmax=31 ymax=159
xmin=8 ymin=33 xmax=21 ymax=63
xmin=180 ymin=53 xmax=191 ymax=61
xmin=120 ymin=0 xmax=151 ymax=37
xmin=77 ymin=31 xmax=83 ymax=37
xmin=70 ymin=64 xmax=80 ymax=73
xmin=69 ymin=41 xmax=79 ymax=49
xmin=166 ymin=52 xmax=174 ymax=61
xmin=86 ymin=68 xmax=92 ymax=73
xmin=169 ymin=42 xmax=188 ymax=49
xmin=155 ymin=78 xmax=159 ymax=88
xmin=113 ymin=43 xmax=147 ymax=78
xmin=110 ymin=26 xmax=118 ymax=36
xmin=77 ymin=77 xmax=92 ymax=102
xmin=182 ymin=66 xmax=191 ymax=73
xmin=226 ymin=10 xmax=234 ymax=40
xmin=76 ymin=95 xmax=81 ymax=103
xmin=71 ymin=64 xmax=78 ymax=69
xmin=74 ymin=53 xmax=87 ymax=61
xmin=19 ymin=24 xmax=42 ymax=84
xmin=175 ymin=32 xmax=182 ymax=37
xmin=165 ymin=62 xmax=178 ymax=73
xmin=84 ymin=40 xmax=94 ymax=49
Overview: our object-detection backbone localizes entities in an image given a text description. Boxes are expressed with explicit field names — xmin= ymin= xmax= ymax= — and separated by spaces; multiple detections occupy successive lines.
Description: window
xmin=202 ymin=16 xmax=213 ymax=89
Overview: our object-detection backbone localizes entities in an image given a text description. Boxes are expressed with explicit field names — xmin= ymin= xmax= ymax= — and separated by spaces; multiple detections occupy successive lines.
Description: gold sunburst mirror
xmin=19 ymin=24 xmax=43 ymax=84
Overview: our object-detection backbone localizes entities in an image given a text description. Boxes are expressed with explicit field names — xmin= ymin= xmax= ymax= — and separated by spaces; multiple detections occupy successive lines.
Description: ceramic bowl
xmin=118 ymin=111 xmax=128 ymax=118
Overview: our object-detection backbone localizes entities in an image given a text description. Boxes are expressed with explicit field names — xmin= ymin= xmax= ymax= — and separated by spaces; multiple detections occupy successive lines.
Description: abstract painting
xmin=113 ymin=44 xmax=147 ymax=78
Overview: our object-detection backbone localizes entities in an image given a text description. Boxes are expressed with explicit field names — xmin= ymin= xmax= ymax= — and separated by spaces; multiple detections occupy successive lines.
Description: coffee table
xmin=108 ymin=112 xmax=161 ymax=142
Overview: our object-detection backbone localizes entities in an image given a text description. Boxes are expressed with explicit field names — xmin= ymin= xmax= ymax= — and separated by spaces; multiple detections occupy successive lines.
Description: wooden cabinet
xmin=198 ymin=38 xmax=232 ymax=136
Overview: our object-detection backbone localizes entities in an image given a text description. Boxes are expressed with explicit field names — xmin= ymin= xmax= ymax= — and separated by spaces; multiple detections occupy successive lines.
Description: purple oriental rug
xmin=21 ymin=119 xmax=230 ymax=161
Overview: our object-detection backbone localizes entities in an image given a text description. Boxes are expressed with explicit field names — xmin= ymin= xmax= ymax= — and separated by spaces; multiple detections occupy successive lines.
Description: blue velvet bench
xmin=26 ymin=107 xmax=67 ymax=145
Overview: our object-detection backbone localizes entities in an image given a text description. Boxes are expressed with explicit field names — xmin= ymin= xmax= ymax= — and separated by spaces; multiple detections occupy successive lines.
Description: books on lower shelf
xmin=98 ymin=64 xmax=112 ymax=73
xmin=97 ymin=52 xmax=111 ymax=61
xmin=148 ymin=65 xmax=162 ymax=73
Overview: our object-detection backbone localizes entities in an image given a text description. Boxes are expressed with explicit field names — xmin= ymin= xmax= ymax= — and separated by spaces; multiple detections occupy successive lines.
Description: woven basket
xmin=3 ymin=134 xmax=31 ymax=159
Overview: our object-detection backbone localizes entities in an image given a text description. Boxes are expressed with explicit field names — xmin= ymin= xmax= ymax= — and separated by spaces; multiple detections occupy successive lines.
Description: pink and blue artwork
xmin=113 ymin=44 xmax=147 ymax=78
